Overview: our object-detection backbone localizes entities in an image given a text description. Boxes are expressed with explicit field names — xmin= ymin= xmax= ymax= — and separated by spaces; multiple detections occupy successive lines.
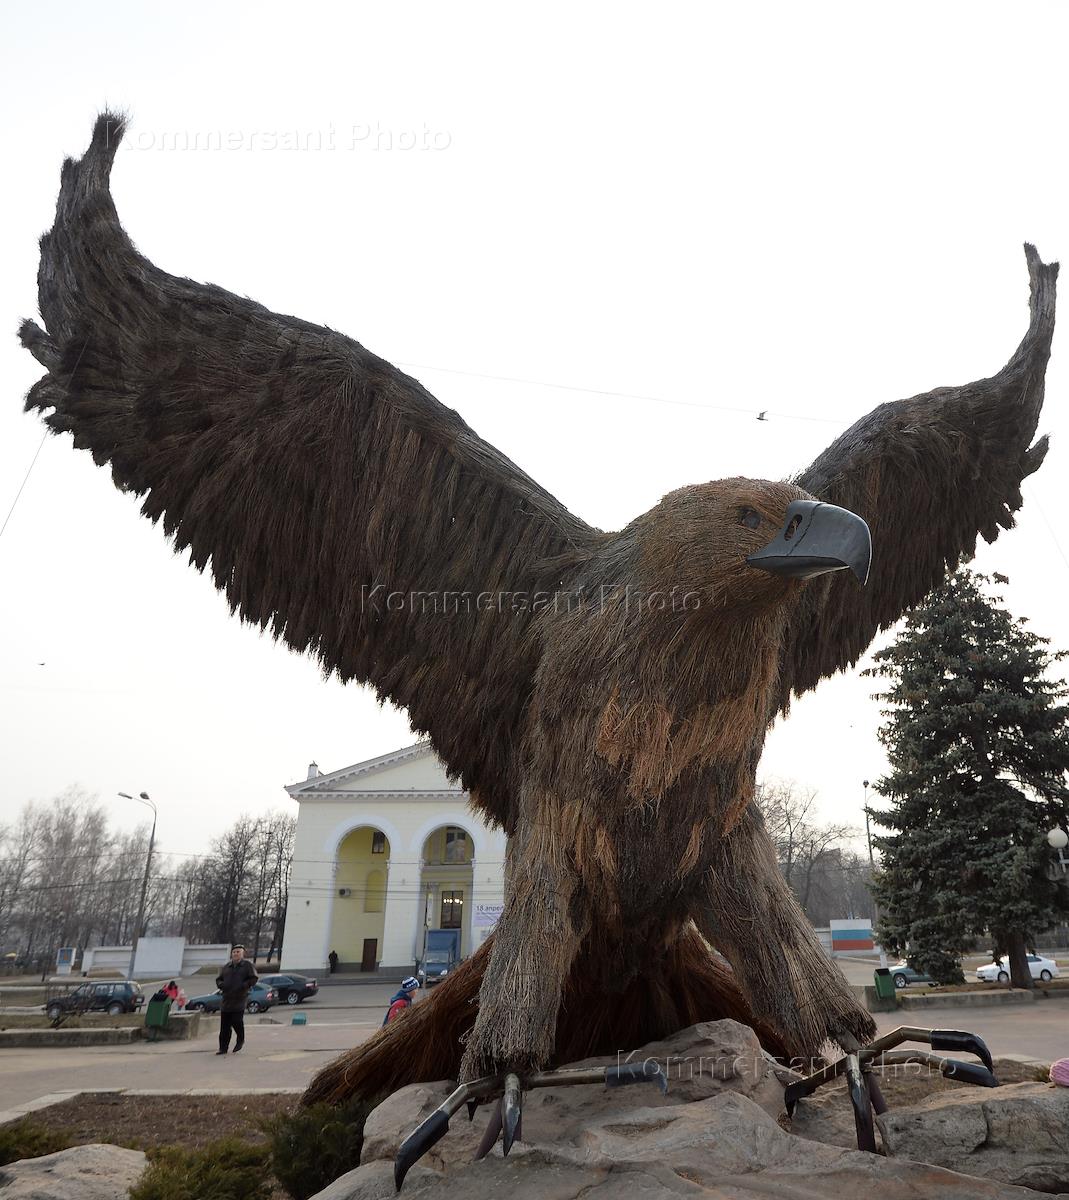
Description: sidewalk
xmin=0 ymin=1014 xmax=380 ymax=1109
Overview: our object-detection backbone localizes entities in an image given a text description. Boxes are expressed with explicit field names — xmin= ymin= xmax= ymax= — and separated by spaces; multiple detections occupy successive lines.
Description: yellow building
xmin=280 ymin=742 xmax=506 ymax=974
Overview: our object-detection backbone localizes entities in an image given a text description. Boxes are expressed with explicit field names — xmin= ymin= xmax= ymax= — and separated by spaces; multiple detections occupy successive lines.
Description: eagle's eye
xmin=738 ymin=507 xmax=762 ymax=530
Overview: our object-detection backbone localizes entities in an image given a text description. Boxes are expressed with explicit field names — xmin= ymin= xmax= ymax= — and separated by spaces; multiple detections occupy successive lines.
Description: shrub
xmin=129 ymin=1137 xmax=270 ymax=1200
xmin=263 ymin=1097 xmax=372 ymax=1200
xmin=0 ymin=1117 xmax=71 ymax=1165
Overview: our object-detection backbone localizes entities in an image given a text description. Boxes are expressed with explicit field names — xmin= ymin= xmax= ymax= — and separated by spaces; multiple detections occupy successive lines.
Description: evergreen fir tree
xmin=867 ymin=570 xmax=1069 ymax=986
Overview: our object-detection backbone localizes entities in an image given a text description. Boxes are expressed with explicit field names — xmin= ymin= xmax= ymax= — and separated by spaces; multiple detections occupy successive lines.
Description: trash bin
xmin=144 ymin=997 xmax=172 ymax=1041
xmin=873 ymin=967 xmax=897 ymax=1001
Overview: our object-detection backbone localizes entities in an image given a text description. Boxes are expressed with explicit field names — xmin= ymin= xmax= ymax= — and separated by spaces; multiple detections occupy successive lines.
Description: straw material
xmin=21 ymin=114 xmax=1057 ymax=1109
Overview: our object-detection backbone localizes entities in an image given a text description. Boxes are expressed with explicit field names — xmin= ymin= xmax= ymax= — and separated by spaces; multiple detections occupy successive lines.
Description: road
xmin=1 ymin=975 xmax=1063 ymax=1110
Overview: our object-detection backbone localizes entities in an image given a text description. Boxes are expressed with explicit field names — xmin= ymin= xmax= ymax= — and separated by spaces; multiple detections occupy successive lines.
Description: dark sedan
xmin=890 ymin=962 xmax=937 ymax=988
xmin=259 ymin=973 xmax=319 ymax=1005
xmin=185 ymin=982 xmax=277 ymax=1013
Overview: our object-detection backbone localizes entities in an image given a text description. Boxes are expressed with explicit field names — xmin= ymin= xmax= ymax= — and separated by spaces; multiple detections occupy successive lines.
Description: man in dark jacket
xmin=215 ymin=944 xmax=258 ymax=1055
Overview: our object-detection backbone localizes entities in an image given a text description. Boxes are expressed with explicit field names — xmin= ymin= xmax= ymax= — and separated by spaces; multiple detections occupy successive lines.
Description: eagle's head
xmin=638 ymin=478 xmax=870 ymax=612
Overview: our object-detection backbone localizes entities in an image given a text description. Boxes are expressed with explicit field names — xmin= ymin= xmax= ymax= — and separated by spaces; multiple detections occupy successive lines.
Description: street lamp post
xmin=119 ymin=791 xmax=156 ymax=981
xmin=1049 ymin=824 xmax=1069 ymax=876
xmin=862 ymin=779 xmax=887 ymax=967
xmin=863 ymin=779 xmax=874 ymax=867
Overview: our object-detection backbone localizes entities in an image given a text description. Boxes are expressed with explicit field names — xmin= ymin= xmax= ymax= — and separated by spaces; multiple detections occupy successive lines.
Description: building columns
xmin=380 ymin=857 xmax=421 ymax=970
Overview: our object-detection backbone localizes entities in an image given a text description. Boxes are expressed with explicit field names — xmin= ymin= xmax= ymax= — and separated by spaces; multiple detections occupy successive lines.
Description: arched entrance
xmin=329 ymin=826 xmax=390 ymax=971
xmin=418 ymin=825 xmax=475 ymax=961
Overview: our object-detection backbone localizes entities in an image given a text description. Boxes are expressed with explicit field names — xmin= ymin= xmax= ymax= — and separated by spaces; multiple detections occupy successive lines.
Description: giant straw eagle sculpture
xmin=21 ymin=116 xmax=1057 ymax=1182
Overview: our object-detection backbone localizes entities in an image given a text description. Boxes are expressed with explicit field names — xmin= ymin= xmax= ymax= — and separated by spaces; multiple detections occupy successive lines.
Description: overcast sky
xmin=3 ymin=2 xmax=1069 ymax=860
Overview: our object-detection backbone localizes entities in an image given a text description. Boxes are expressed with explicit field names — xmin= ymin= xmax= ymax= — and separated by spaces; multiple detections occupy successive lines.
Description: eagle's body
xmin=20 ymin=116 xmax=1057 ymax=1106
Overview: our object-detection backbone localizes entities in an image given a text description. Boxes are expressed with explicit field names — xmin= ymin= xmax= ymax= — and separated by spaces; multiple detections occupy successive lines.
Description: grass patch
xmin=0 ymin=1117 xmax=72 ymax=1166
xmin=130 ymin=1138 xmax=271 ymax=1200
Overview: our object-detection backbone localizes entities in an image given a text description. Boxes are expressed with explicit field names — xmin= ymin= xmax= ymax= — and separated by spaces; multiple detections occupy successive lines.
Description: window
xmin=441 ymin=890 xmax=463 ymax=928
xmin=444 ymin=827 xmax=469 ymax=864
xmin=371 ymin=831 xmax=386 ymax=855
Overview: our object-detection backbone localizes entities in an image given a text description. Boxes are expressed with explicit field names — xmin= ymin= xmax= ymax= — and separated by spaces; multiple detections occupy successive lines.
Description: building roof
xmin=284 ymin=741 xmax=466 ymax=802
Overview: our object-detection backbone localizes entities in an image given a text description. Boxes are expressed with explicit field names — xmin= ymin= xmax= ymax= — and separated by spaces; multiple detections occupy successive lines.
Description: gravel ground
xmin=26 ymin=1089 xmax=298 ymax=1151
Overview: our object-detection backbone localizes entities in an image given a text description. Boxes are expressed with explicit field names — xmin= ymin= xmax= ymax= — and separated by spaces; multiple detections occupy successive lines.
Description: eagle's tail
xmin=300 ymin=924 xmax=789 ymax=1108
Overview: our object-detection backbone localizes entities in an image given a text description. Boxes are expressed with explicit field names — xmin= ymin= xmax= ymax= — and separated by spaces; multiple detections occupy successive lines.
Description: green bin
xmin=873 ymin=967 xmax=897 ymax=1000
xmin=144 ymin=997 xmax=172 ymax=1040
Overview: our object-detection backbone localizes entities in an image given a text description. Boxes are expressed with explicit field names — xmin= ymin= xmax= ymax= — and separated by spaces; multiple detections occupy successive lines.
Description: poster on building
xmin=474 ymin=903 xmax=504 ymax=930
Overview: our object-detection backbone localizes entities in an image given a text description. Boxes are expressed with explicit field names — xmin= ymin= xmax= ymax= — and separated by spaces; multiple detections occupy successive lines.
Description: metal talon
xmin=929 ymin=1029 xmax=995 ymax=1074
xmin=944 ymin=1059 xmax=999 ymax=1087
xmin=502 ymin=1073 xmax=522 ymax=1155
xmin=394 ymin=1057 xmax=671 ymax=1188
xmin=473 ymin=1103 xmax=502 ymax=1161
xmin=866 ymin=1070 xmax=888 ymax=1116
xmin=845 ymin=1053 xmax=876 ymax=1152
xmin=395 ymin=1109 xmax=450 ymax=1192
xmin=873 ymin=1050 xmax=999 ymax=1088
xmin=782 ymin=1025 xmax=1000 ymax=1155
xmin=395 ymin=1073 xmax=504 ymax=1190
xmin=604 ymin=1061 xmax=669 ymax=1095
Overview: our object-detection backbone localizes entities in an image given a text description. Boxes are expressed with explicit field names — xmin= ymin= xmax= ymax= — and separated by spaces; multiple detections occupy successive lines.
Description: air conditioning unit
xmin=338 ymin=887 xmax=352 ymax=897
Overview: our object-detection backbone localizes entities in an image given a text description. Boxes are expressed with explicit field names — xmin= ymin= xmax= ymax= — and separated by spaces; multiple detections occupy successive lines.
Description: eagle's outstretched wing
xmin=20 ymin=114 xmax=597 ymax=822
xmin=776 ymin=245 xmax=1058 ymax=709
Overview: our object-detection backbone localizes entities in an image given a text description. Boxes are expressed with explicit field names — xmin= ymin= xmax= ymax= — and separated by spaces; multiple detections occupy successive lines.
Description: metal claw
xmin=944 ymin=1059 xmax=999 ymax=1087
xmin=873 ymin=1050 xmax=999 ymax=1088
xmin=502 ymin=1073 xmax=522 ymax=1155
xmin=845 ymin=1054 xmax=876 ymax=1152
xmin=395 ymin=1073 xmax=504 ymax=1190
xmin=866 ymin=1070 xmax=888 ymax=1116
xmin=782 ymin=1024 xmax=999 ymax=1151
xmin=929 ymin=1029 xmax=995 ymax=1074
xmin=394 ymin=1055 xmax=672 ymax=1187
xmin=604 ymin=1060 xmax=669 ymax=1095
xmin=394 ymin=1109 xmax=450 ymax=1192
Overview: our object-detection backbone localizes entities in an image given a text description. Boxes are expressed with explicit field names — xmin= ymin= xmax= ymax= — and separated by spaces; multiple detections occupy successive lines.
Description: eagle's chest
xmin=582 ymin=760 xmax=753 ymax=927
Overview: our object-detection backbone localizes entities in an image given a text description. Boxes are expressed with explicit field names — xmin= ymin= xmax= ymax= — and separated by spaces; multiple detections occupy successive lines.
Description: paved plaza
xmin=1 ymin=969 xmax=1065 ymax=1110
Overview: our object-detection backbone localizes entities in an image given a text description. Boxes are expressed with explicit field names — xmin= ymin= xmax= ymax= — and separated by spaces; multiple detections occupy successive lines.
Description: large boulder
xmin=360 ymin=1019 xmax=784 ymax=1170
xmin=877 ymin=1080 xmax=1069 ymax=1193
xmin=318 ymin=1091 xmax=1038 ymax=1199
xmin=0 ymin=1144 xmax=147 ymax=1199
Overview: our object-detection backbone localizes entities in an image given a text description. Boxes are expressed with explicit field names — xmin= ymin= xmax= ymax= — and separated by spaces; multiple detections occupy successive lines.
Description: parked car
xmin=46 ymin=979 xmax=144 ymax=1020
xmin=259 ymin=973 xmax=318 ymax=1005
xmin=417 ymin=948 xmax=457 ymax=987
xmin=890 ymin=962 xmax=937 ymax=988
xmin=184 ymin=983 xmax=277 ymax=1013
xmin=976 ymin=954 xmax=1060 ymax=983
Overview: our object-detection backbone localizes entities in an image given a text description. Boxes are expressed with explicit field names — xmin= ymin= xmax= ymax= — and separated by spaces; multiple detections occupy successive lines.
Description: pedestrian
xmin=162 ymin=979 xmax=179 ymax=1002
xmin=215 ymin=944 xmax=258 ymax=1055
xmin=382 ymin=976 xmax=420 ymax=1025
xmin=328 ymin=949 xmax=339 ymax=975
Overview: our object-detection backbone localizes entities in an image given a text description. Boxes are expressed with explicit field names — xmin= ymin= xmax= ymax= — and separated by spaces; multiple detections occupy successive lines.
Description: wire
xmin=0 ymin=432 xmax=48 ymax=543
xmin=1022 ymin=482 xmax=1069 ymax=577
xmin=396 ymin=361 xmax=846 ymax=425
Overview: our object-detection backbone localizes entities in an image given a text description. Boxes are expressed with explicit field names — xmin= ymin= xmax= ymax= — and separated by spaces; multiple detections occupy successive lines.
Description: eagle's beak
xmin=746 ymin=500 xmax=871 ymax=584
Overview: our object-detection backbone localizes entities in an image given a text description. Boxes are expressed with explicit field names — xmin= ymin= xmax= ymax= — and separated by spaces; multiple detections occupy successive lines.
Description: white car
xmin=975 ymin=954 xmax=1060 ymax=983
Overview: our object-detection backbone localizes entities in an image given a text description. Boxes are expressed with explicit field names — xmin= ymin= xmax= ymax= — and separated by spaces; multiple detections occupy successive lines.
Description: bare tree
xmin=757 ymin=780 xmax=864 ymax=924
xmin=1 ymin=792 xmax=297 ymax=970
